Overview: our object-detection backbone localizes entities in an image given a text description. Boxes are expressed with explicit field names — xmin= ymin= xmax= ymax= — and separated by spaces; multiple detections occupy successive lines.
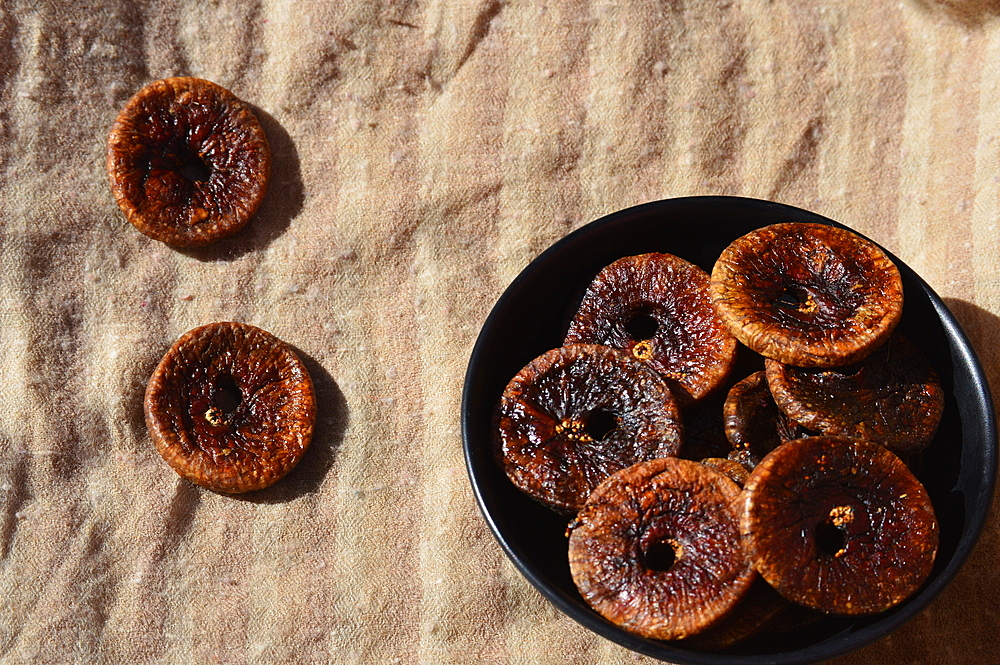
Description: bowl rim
xmin=461 ymin=195 xmax=998 ymax=664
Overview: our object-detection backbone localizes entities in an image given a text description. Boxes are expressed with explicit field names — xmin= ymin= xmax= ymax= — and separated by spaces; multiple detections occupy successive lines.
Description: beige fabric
xmin=1 ymin=0 xmax=999 ymax=663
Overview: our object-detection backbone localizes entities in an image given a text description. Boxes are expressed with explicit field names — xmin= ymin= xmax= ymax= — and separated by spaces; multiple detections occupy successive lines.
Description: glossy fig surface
xmin=710 ymin=223 xmax=903 ymax=368
xmin=108 ymin=77 xmax=271 ymax=247
xmin=569 ymin=457 xmax=755 ymax=640
xmin=496 ymin=344 xmax=682 ymax=513
xmin=566 ymin=253 xmax=737 ymax=403
xmin=145 ymin=322 xmax=315 ymax=493
xmin=740 ymin=436 xmax=939 ymax=615
xmin=765 ymin=334 xmax=944 ymax=457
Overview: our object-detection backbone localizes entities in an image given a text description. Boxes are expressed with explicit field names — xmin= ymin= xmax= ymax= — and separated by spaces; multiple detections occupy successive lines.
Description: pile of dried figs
xmin=495 ymin=222 xmax=942 ymax=648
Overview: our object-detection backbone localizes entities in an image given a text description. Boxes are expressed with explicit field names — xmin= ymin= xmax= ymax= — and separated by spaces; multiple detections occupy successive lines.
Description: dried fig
xmin=107 ymin=77 xmax=271 ymax=247
xmin=700 ymin=457 xmax=749 ymax=487
xmin=710 ymin=223 xmax=903 ymax=368
xmin=680 ymin=577 xmax=789 ymax=650
xmin=765 ymin=334 xmax=944 ymax=457
xmin=568 ymin=457 xmax=755 ymax=640
xmin=565 ymin=253 xmax=737 ymax=403
xmin=145 ymin=322 xmax=315 ymax=493
xmin=496 ymin=344 xmax=681 ymax=513
xmin=740 ymin=436 xmax=939 ymax=615
xmin=723 ymin=371 xmax=808 ymax=467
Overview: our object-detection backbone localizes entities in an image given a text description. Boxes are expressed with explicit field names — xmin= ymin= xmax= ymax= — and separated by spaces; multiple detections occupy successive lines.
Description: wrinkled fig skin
xmin=108 ymin=77 xmax=271 ymax=247
xmin=680 ymin=576 xmax=789 ymax=651
xmin=710 ymin=223 xmax=903 ymax=368
xmin=568 ymin=458 xmax=756 ymax=641
xmin=497 ymin=344 xmax=682 ymax=513
xmin=724 ymin=371 xmax=807 ymax=466
xmin=700 ymin=457 xmax=750 ymax=487
xmin=740 ymin=437 xmax=939 ymax=615
xmin=765 ymin=334 xmax=944 ymax=457
xmin=145 ymin=322 xmax=316 ymax=493
xmin=565 ymin=253 xmax=737 ymax=404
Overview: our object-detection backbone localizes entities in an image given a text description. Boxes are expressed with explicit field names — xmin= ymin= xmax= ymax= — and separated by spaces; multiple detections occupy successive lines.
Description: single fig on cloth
xmin=145 ymin=322 xmax=315 ymax=493
xmin=108 ymin=77 xmax=271 ymax=247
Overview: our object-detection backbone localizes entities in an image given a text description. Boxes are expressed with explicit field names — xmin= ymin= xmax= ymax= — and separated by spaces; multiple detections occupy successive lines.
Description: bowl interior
xmin=462 ymin=197 xmax=997 ymax=664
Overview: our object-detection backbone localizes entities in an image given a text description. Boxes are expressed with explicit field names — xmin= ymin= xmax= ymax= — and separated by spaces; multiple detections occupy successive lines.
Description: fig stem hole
xmin=180 ymin=154 xmax=212 ymax=183
xmin=776 ymin=290 xmax=802 ymax=306
xmin=776 ymin=285 xmax=817 ymax=313
xmin=815 ymin=520 xmax=847 ymax=557
xmin=584 ymin=409 xmax=618 ymax=441
xmin=213 ymin=373 xmax=243 ymax=414
xmin=643 ymin=538 xmax=682 ymax=572
xmin=625 ymin=311 xmax=659 ymax=341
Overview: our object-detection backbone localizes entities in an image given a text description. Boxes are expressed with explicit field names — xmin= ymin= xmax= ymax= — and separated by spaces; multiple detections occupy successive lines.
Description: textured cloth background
xmin=1 ymin=0 xmax=999 ymax=663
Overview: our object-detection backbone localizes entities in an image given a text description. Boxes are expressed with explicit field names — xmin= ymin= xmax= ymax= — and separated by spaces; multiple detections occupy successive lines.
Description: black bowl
xmin=461 ymin=196 xmax=997 ymax=664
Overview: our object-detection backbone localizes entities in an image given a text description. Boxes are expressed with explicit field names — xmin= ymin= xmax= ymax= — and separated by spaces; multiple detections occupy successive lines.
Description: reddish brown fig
xmin=765 ymin=334 xmax=944 ymax=458
xmin=710 ymin=223 xmax=903 ymax=368
xmin=723 ymin=371 xmax=808 ymax=467
xmin=496 ymin=344 xmax=681 ymax=513
xmin=740 ymin=437 xmax=939 ymax=615
xmin=568 ymin=458 xmax=756 ymax=640
xmin=145 ymin=322 xmax=315 ymax=493
xmin=108 ymin=77 xmax=271 ymax=247
xmin=680 ymin=577 xmax=789 ymax=650
xmin=565 ymin=253 xmax=737 ymax=403
xmin=700 ymin=457 xmax=750 ymax=487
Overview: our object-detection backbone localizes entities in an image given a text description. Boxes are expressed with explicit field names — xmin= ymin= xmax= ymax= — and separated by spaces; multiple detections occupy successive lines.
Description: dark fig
xmin=765 ymin=334 xmax=944 ymax=457
xmin=108 ymin=77 xmax=271 ymax=247
xmin=710 ymin=223 xmax=903 ymax=368
xmin=724 ymin=370 xmax=808 ymax=468
xmin=145 ymin=322 xmax=315 ymax=493
xmin=496 ymin=344 xmax=681 ymax=513
xmin=566 ymin=253 xmax=737 ymax=403
xmin=569 ymin=458 xmax=755 ymax=640
xmin=740 ymin=436 xmax=939 ymax=615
